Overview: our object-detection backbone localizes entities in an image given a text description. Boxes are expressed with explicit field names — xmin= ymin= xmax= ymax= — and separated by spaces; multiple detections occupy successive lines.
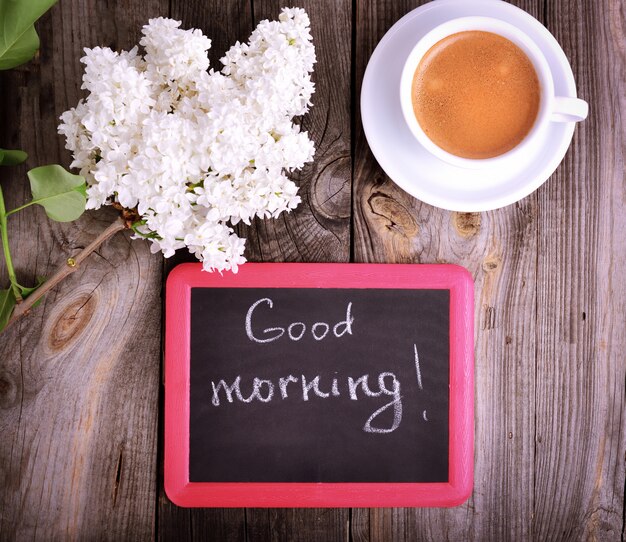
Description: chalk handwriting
xmin=279 ymin=375 xmax=298 ymax=399
xmin=302 ymin=375 xmax=330 ymax=401
xmin=211 ymin=376 xmax=276 ymax=405
xmin=287 ymin=322 xmax=306 ymax=341
xmin=362 ymin=372 xmax=402 ymax=434
xmin=245 ymin=298 xmax=354 ymax=344
xmin=244 ymin=298 xmax=285 ymax=343
xmin=414 ymin=344 xmax=423 ymax=390
xmin=331 ymin=375 xmax=340 ymax=397
xmin=211 ymin=370 xmax=404 ymax=434
xmin=311 ymin=322 xmax=329 ymax=340
xmin=219 ymin=302 xmax=427 ymax=434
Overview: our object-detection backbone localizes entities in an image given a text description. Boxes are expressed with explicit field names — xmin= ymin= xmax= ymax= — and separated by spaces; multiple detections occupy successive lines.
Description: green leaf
xmin=18 ymin=276 xmax=45 ymax=308
xmin=0 ymin=288 xmax=16 ymax=331
xmin=0 ymin=148 xmax=28 ymax=166
xmin=27 ymin=165 xmax=87 ymax=222
xmin=18 ymin=275 xmax=45 ymax=297
xmin=0 ymin=24 xmax=39 ymax=70
xmin=0 ymin=0 xmax=58 ymax=70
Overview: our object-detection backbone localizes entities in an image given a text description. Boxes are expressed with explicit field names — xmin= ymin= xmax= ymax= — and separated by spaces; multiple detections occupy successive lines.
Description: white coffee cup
xmin=399 ymin=16 xmax=588 ymax=170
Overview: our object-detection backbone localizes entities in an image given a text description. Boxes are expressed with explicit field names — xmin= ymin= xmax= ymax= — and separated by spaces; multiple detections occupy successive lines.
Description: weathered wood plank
xmin=0 ymin=1 xmax=167 ymax=539
xmin=353 ymin=0 xmax=542 ymax=540
xmin=256 ymin=508 xmax=348 ymax=542
xmin=190 ymin=508 xmax=247 ymax=541
xmin=533 ymin=0 xmax=626 ymax=540
xmin=350 ymin=508 xmax=370 ymax=542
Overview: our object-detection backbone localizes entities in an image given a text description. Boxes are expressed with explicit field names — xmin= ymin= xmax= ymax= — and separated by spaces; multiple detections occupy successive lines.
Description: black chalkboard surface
xmin=164 ymin=263 xmax=474 ymax=508
xmin=190 ymin=287 xmax=449 ymax=483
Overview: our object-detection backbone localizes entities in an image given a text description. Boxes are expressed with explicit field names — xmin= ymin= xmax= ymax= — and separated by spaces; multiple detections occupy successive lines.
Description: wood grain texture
xmin=252 ymin=508 xmax=348 ymax=542
xmin=0 ymin=0 xmax=166 ymax=539
xmin=533 ymin=0 xmax=626 ymax=540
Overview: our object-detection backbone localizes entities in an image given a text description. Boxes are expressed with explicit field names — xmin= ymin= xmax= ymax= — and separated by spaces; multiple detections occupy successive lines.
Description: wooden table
xmin=1 ymin=0 xmax=624 ymax=540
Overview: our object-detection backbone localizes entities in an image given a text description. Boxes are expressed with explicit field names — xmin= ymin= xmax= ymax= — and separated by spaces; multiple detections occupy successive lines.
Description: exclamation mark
xmin=414 ymin=343 xmax=428 ymax=422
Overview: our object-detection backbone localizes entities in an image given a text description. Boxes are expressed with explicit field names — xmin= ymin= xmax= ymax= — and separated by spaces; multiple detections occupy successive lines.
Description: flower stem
xmin=0 ymin=185 xmax=23 ymax=302
xmin=3 ymin=216 xmax=127 ymax=332
xmin=5 ymin=201 xmax=33 ymax=217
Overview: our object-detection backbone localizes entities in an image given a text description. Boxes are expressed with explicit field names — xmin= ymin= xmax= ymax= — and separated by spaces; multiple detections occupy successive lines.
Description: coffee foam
xmin=412 ymin=31 xmax=540 ymax=160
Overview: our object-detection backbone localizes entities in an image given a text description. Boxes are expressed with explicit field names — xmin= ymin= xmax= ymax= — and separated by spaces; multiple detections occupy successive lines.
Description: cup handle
xmin=551 ymin=96 xmax=589 ymax=122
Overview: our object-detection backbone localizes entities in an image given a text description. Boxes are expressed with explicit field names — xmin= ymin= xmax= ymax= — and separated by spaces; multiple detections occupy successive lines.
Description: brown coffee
xmin=411 ymin=31 xmax=540 ymax=159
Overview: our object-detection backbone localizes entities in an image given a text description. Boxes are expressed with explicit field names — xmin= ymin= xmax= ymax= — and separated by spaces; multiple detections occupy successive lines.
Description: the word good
xmin=245 ymin=297 xmax=354 ymax=343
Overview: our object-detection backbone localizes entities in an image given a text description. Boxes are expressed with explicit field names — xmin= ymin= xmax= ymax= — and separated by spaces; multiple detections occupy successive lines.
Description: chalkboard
xmin=190 ymin=287 xmax=449 ymax=483
xmin=165 ymin=263 xmax=474 ymax=507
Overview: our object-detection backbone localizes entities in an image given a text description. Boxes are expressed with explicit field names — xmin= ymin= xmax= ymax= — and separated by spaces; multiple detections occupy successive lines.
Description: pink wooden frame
xmin=165 ymin=263 xmax=474 ymax=507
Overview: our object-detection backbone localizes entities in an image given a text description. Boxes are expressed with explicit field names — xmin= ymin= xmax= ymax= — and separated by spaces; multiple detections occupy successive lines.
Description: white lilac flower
xmin=58 ymin=7 xmax=316 ymax=272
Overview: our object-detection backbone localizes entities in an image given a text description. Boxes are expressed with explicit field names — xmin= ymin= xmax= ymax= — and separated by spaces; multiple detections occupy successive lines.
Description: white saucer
xmin=360 ymin=0 xmax=579 ymax=212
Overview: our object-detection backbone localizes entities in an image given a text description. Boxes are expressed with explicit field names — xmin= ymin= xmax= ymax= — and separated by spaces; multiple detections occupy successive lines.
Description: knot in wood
xmin=367 ymin=192 xmax=419 ymax=237
xmin=48 ymin=293 xmax=97 ymax=351
xmin=311 ymin=155 xmax=351 ymax=220
xmin=452 ymin=212 xmax=481 ymax=238
xmin=482 ymin=256 xmax=501 ymax=272
xmin=0 ymin=373 xmax=18 ymax=409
